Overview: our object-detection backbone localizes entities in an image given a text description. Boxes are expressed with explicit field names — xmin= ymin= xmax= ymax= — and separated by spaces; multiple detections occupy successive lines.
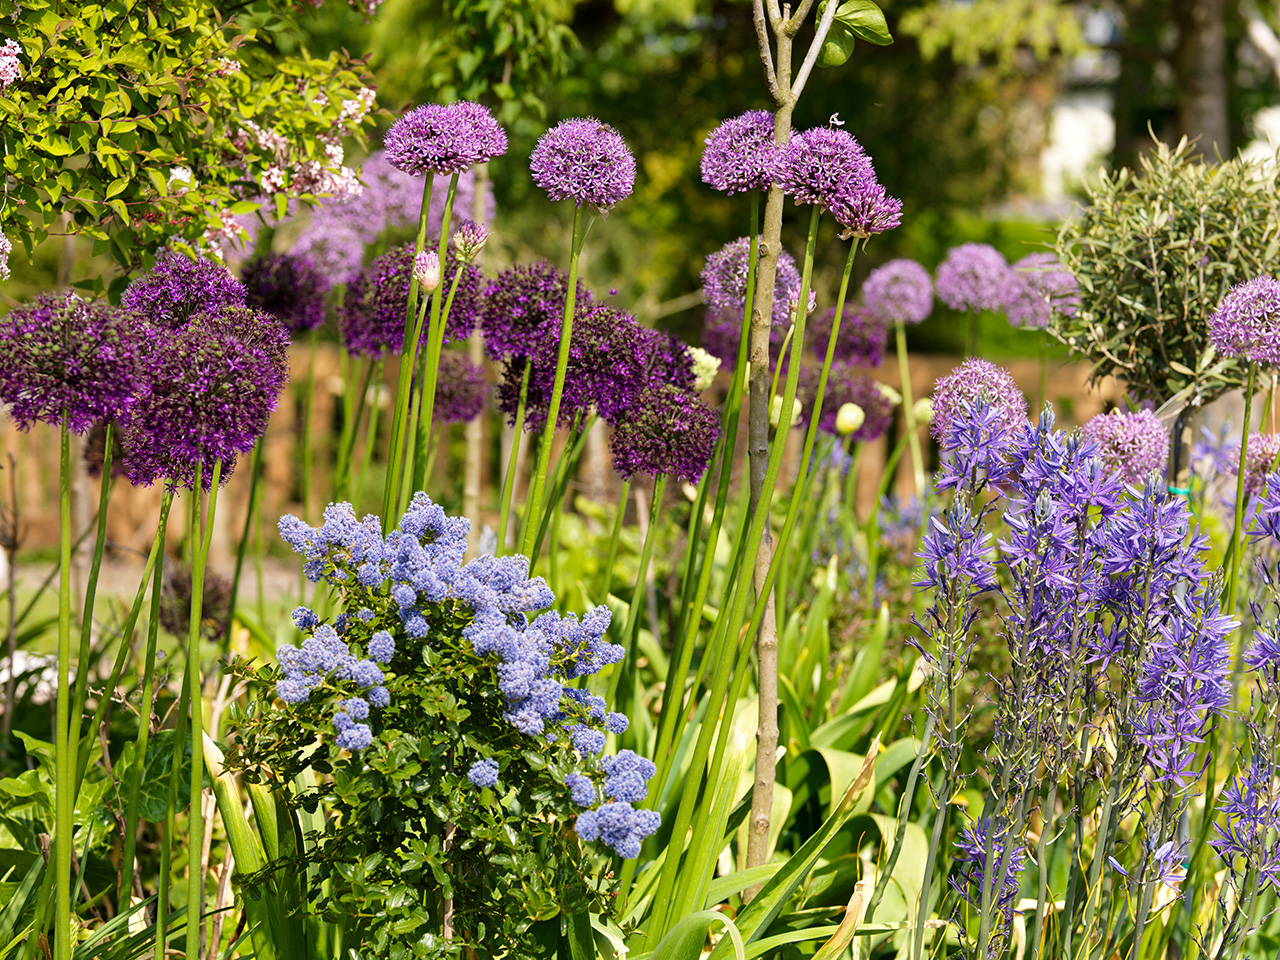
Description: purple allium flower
xmin=1004 ymin=252 xmax=1079 ymax=329
xmin=609 ymin=385 xmax=720 ymax=481
xmin=122 ymin=315 xmax=287 ymax=490
xmin=0 ymin=40 xmax=22 ymax=89
xmin=566 ymin=772 xmax=597 ymax=807
xmin=639 ymin=328 xmax=697 ymax=392
xmin=467 ymin=758 xmax=500 ymax=788
xmin=934 ymin=243 xmax=1013 ymax=313
xmin=776 ymin=126 xmax=902 ymax=237
xmin=412 ymin=250 xmax=441 ymax=292
xmin=433 ymin=351 xmax=489 ymax=423
xmin=0 ymin=294 xmax=156 ymax=434
xmin=1081 ymin=409 xmax=1169 ymax=486
xmin=1208 ymin=276 xmax=1280 ymax=365
xmin=700 ymin=110 xmax=778 ymax=195
xmin=801 ymin=362 xmax=895 ymax=443
xmin=384 ymin=101 xmax=508 ymax=177
xmin=950 ymin=816 xmax=1027 ymax=930
xmin=339 ymin=241 xmax=481 ymax=357
xmin=122 ymin=249 xmax=247 ymax=329
xmin=452 ymin=220 xmax=489 ymax=263
xmin=480 ymin=261 xmax=594 ymax=362
xmin=862 ymin=258 xmax=933 ymax=326
xmin=930 ymin=359 xmax=1027 ymax=446
xmin=529 ymin=118 xmax=636 ymax=212
xmin=806 ymin=304 xmax=887 ymax=367
xmin=700 ymin=237 xmax=803 ymax=366
xmin=241 ymin=252 xmax=329 ymax=334
xmin=1231 ymin=433 xmax=1280 ymax=497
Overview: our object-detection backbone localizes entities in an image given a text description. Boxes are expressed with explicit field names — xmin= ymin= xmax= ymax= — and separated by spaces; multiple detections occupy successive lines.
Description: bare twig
xmin=753 ymin=0 xmax=781 ymax=101
xmin=791 ymin=0 xmax=840 ymax=101
xmin=788 ymin=0 xmax=819 ymax=33
xmin=765 ymin=0 xmax=784 ymax=25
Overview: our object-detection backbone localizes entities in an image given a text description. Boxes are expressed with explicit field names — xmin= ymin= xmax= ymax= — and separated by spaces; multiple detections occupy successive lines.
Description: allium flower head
xmin=1208 ymin=276 xmax=1280 ymax=365
xmin=384 ymin=101 xmax=508 ymax=177
xmin=480 ymin=261 xmax=593 ymax=362
xmin=241 ymin=252 xmax=329 ymax=334
xmin=1003 ymin=252 xmax=1080 ymax=329
xmin=0 ymin=294 xmax=156 ymax=434
xmin=1081 ymin=409 xmax=1169 ymax=486
xmin=529 ymin=118 xmax=636 ymax=212
xmin=1232 ymin=433 xmax=1280 ymax=497
xmin=700 ymin=237 xmax=802 ymax=366
xmin=610 ymin=384 xmax=720 ymax=481
xmin=413 ymin=250 xmax=441 ymax=292
xmin=776 ymin=126 xmax=901 ymax=237
xmin=807 ymin=304 xmax=887 ymax=367
xmin=836 ymin=403 xmax=865 ymax=435
xmin=433 ymin=352 xmax=489 ymax=423
xmin=700 ymin=110 xmax=778 ymax=195
xmin=123 ymin=249 xmax=247 ymax=329
xmin=935 ymin=243 xmax=1013 ymax=313
xmin=862 ymin=258 xmax=933 ymax=325
xmin=802 ymin=362 xmax=895 ymax=442
xmin=931 ymin=359 xmax=1027 ymax=446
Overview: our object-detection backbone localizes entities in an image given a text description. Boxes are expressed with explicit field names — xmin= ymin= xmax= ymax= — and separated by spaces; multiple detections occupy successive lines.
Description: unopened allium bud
xmin=789 ymin=290 xmax=817 ymax=321
xmin=836 ymin=402 xmax=865 ymax=435
xmin=914 ymin=397 xmax=934 ymax=424
xmin=877 ymin=382 xmax=902 ymax=407
xmin=413 ymin=250 xmax=441 ymax=292
xmin=688 ymin=347 xmax=721 ymax=391
xmin=452 ymin=220 xmax=489 ymax=264
xmin=770 ymin=395 xmax=802 ymax=428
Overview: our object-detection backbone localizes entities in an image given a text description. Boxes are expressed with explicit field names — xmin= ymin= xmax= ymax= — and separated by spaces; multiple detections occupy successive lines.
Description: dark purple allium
xmin=1081 ymin=409 xmax=1169 ymax=486
xmin=1208 ymin=276 xmax=1280 ymax=365
xmin=609 ymin=384 xmax=720 ymax=481
xmin=122 ymin=249 xmax=247 ymax=329
xmin=701 ymin=236 xmax=802 ymax=331
xmin=639 ymin=328 xmax=697 ymax=392
xmin=339 ymin=241 xmax=481 ymax=357
xmin=1004 ymin=252 xmax=1080 ymax=329
xmin=801 ymin=362 xmax=895 ymax=443
xmin=433 ymin=351 xmax=489 ymax=423
xmin=383 ymin=101 xmax=508 ymax=177
xmin=241 ymin=252 xmax=330 ymax=334
xmin=700 ymin=110 xmax=778 ymax=195
xmin=0 ymin=293 xmax=157 ymax=434
xmin=931 ymin=358 xmax=1027 ymax=446
xmin=1231 ymin=433 xmax=1280 ymax=497
xmin=776 ymin=126 xmax=902 ymax=237
xmin=862 ymin=258 xmax=933 ymax=326
xmin=806 ymin=304 xmax=887 ymax=368
xmin=950 ymin=816 xmax=1027 ymax=931
xmin=480 ymin=261 xmax=593 ymax=362
xmin=123 ymin=317 xmax=288 ymax=490
xmin=529 ymin=118 xmax=636 ymax=212
xmin=934 ymin=243 xmax=1013 ymax=313
xmin=196 ymin=307 xmax=292 ymax=384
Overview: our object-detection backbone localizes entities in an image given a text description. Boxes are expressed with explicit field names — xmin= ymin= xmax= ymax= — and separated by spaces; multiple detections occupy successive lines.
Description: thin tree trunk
xmin=1172 ymin=0 xmax=1229 ymax=159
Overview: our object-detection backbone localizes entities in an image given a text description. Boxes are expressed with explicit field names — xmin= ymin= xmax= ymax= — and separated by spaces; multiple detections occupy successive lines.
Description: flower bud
xmin=452 ymin=220 xmax=489 ymax=264
xmin=688 ymin=347 xmax=721 ymax=391
xmin=876 ymin=382 xmax=902 ymax=407
xmin=413 ymin=250 xmax=441 ymax=293
xmin=770 ymin=394 xmax=802 ymax=429
xmin=836 ymin=402 xmax=865 ymax=435
xmin=789 ymin=290 xmax=817 ymax=322
xmin=913 ymin=397 xmax=934 ymax=424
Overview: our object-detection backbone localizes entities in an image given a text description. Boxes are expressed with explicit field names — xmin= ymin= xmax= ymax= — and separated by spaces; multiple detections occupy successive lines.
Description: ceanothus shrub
xmin=226 ymin=494 xmax=658 ymax=958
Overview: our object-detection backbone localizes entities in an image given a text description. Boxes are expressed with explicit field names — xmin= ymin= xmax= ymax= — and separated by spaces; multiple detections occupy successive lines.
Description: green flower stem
xmin=186 ymin=459 xmax=222 ymax=960
xmin=380 ymin=171 xmax=436 ymax=532
xmin=393 ymin=293 xmax=433 ymax=516
xmin=353 ymin=359 xmax=385 ymax=511
xmin=1226 ymin=360 xmax=1257 ymax=617
xmin=495 ymin=363 xmax=531 ymax=554
xmin=894 ymin=321 xmax=925 ymax=494
xmin=54 ymin=420 xmax=73 ymax=960
xmin=601 ymin=480 xmax=631 ymax=599
xmin=301 ymin=327 xmax=318 ymax=516
xmin=335 ymin=356 xmax=375 ymax=501
xmin=530 ymin=414 xmax=595 ymax=564
xmin=156 ymin=650 xmax=192 ymax=960
xmin=521 ymin=205 xmax=588 ymax=562
xmin=606 ymin=475 xmax=668 ymax=709
xmin=225 ymin=438 xmax=264 ymax=654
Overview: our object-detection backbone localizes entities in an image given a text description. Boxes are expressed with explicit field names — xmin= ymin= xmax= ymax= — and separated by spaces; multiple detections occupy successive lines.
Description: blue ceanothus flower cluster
xmin=274 ymin=493 xmax=660 ymax=858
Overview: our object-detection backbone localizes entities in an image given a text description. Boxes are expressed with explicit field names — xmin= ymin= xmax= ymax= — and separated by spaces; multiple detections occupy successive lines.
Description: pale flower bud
xmin=913 ymin=397 xmax=934 ymax=425
xmin=788 ymin=290 xmax=817 ymax=322
xmin=689 ymin=347 xmax=721 ymax=391
xmin=413 ymin=250 xmax=441 ymax=292
xmin=836 ymin=402 xmax=865 ymax=435
xmin=770 ymin=395 xmax=802 ymax=429
xmin=452 ymin=220 xmax=489 ymax=264
xmin=876 ymin=382 xmax=902 ymax=407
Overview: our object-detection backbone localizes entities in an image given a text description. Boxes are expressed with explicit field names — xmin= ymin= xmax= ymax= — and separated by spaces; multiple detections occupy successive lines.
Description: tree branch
xmin=754 ymin=0 xmax=781 ymax=103
xmin=791 ymin=0 xmax=839 ymax=102
xmin=766 ymin=0 xmax=784 ymax=27
xmin=787 ymin=0 xmax=819 ymax=34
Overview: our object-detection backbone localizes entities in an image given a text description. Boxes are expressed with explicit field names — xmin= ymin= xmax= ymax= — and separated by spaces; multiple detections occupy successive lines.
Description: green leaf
xmin=104 ymin=177 xmax=128 ymax=199
xmin=836 ymin=0 xmax=893 ymax=45
xmin=651 ymin=910 xmax=745 ymax=960
xmin=816 ymin=21 xmax=856 ymax=68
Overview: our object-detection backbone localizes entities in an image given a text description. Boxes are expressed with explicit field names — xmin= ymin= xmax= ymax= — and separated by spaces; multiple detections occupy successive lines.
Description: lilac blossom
xmin=701 ymin=110 xmax=778 ymax=194
xmin=862 ymin=259 xmax=933 ymax=326
xmin=1207 ymin=276 xmax=1280 ymax=365
xmin=122 ymin=250 xmax=247 ymax=329
xmin=384 ymin=101 xmax=507 ymax=177
xmin=529 ymin=118 xmax=636 ymax=212
xmin=609 ymin=384 xmax=720 ymax=481
xmin=935 ymin=243 xmax=1013 ymax=313
xmin=1081 ymin=409 xmax=1169 ymax=486
xmin=930 ymin=359 xmax=1027 ymax=447
xmin=241 ymin=251 xmax=329 ymax=333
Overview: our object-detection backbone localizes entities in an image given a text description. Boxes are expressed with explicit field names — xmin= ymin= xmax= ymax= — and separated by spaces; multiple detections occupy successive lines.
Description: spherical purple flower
xmin=529 ymin=118 xmax=636 ymax=212
xmin=480 ymin=261 xmax=594 ymax=362
xmin=610 ymin=385 xmax=720 ymax=481
xmin=1232 ymin=433 xmax=1280 ymax=497
xmin=122 ymin=249 xmax=247 ymax=329
xmin=433 ymin=351 xmax=489 ymax=423
xmin=384 ymin=101 xmax=508 ymax=177
xmin=241 ymin=252 xmax=329 ymax=334
xmin=930 ymin=358 xmax=1028 ymax=446
xmin=776 ymin=126 xmax=901 ymax=238
xmin=122 ymin=316 xmax=287 ymax=490
xmin=198 ymin=307 xmax=291 ymax=383
xmin=467 ymin=758 xmax=500 ymax=789
xmin=862 ymin=259 xmax=933 ymax=326
xmin=1081 ymin=409 xmax=1169 ymax=486
xmin=935 ymin=243 xmax=1013 ymax=313
xmin=802 ymin=362 xmax=895 ymax=442
xmin=806 ymin=304 xmax=887 ymax=368
xmin=1006 ymin=253 xmax=1080 ymax=329
xmin=701 ymin=237 xmax=802 ymax=366
xmin=452 ymin=220 xmax=489 ymax=264
xmin=639 ymin=328 xmax=697 ymax=392
xmin=339 ymin=241 xmax=481 ymax=357
xmin=1208 ymin=276 xmax=1280 ymax=366
xmin=0 ymin=294 xmax=156 ymax=434
xmin=700 ymin=110 xmax=778 ymax=195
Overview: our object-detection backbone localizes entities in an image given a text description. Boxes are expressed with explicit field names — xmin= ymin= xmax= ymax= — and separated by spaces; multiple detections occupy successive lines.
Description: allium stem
xmin=1226 ymin=360 xmax=1257 ymax=617
xmin=602 ymin=480 xmax=631 ymax=595
xmin=53 ymin=420 xmax=72 ymax=960
xmin=227 ymin=439 xmax=264 ymax=649
xmin=496 ymin=361 xmax=531 ymax=554
xmin=156 ymin=648 xmax=192 ymax=960
xmin=353 ymin=359 xmax=385 ymax=511
xmin=529 ymin=414 xmax=595 ymax=563
xmin=464 ymin=161 xmax=490 ymax=556
xmin=895 ymin=321 xmax=925 ymax=494
xmin=335 ymin=355 xmax=374 ymax=501
xmin=520 ymin=204 xmax=588 ymax=561
xmin=607 ymin=474 xmax=668 ymax=708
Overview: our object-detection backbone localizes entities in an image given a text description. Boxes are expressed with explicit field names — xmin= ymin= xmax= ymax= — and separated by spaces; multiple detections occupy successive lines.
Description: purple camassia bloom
xmin=384 ymin=100 xmax=508 ymax=177
xmin=930 ymin=358 xmax=1027 ymax=447
xmin=339 ymin=241 xmax=481 ymax=357
xmin=574 ymin=801 xmax=661 ymax=859
xmin=801 ymin=362 xmax=894 ymax=443
xmin=1231 ymin=433 xmax=1280 ymax=497
xmin=241 ymin=251 xmax=329 ymax=333
xmin=700 ymin=109 xmax=778 ymax=195
xmin=433 ymin=351 xmax=489 ymax=423
xmin=0 ymin=294 xmax=156 ymax=434
xmin=806 ymin=304 xmax=887 ymax=368
xmin=1212 ymin=754 xmax=1280 ymax=890
xmin=862 ymin=258 xmax=933 ymax=326
xmin=950 ymin=817 xmax=1027 ymax=930
xmin=609 ymin=384 xmax=720 ymax=481
xmin=1250 ymin=470 xmax=1280 ymax=546
xmin=1207 ymin=275 xmax=1280 ymax=365
xmin=700 ymin=237 xmax=802 ymax=367
xmin=122 ymin=249 xmax=247 ymax=329
xmin=530 ymin=117 xmax=636 ymax=212
xmin=935 ymin=243 xmax=1013 ymax=313
xmin=1003 ymin=252 xmax=1080 ymax=329
xmin=1081 ymin=408 xmax=1169 ymax=486
xmin=480 ymin=261 xmax=593 ymax=362
xmin=776 ymin=126 xmax=902 ymax=238
xmin=123 ymin=311 xmax=288 ymax=490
